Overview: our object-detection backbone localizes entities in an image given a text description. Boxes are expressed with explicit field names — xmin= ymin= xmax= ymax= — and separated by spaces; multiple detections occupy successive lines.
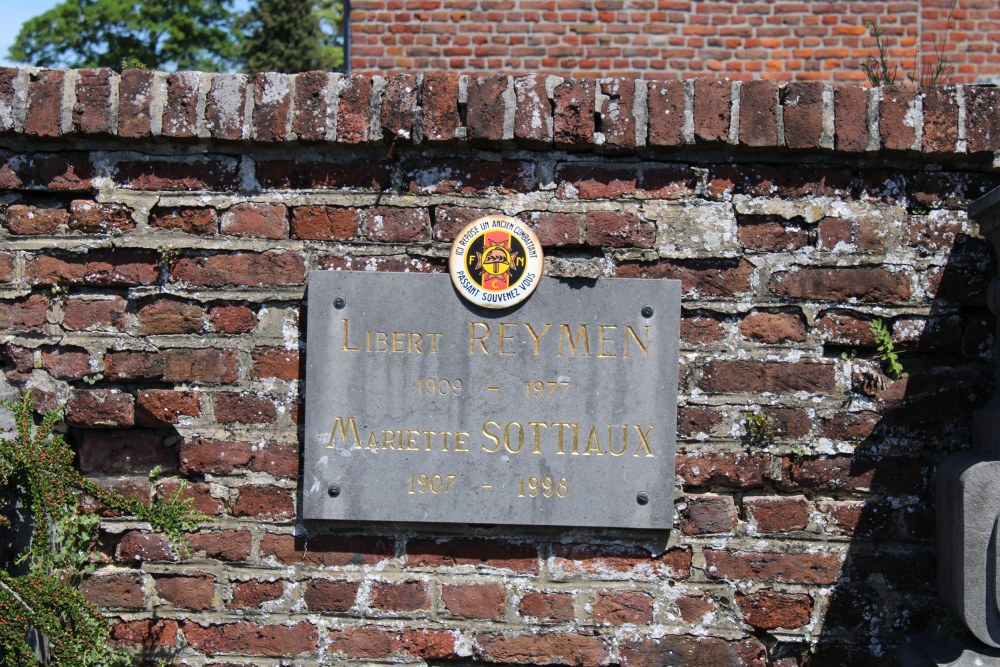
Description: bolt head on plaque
xmin=449 ymin=215 xmax=543 ymax=309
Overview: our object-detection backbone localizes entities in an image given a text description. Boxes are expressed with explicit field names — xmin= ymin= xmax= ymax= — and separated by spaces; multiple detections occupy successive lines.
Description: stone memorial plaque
xmin=303 ymin=272 xmax=680 ymax=529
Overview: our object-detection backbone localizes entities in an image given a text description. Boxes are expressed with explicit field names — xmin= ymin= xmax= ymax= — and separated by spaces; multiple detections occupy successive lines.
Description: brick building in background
xmin=348 ymin=0 xmax=1000 ymax=83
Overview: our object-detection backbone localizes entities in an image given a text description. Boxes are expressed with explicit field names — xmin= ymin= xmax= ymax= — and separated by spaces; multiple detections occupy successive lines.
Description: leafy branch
xmin=870 ymin=318 xmax=905 ymax=380
xmin=0 ymin=391 xmax=206 ymax=666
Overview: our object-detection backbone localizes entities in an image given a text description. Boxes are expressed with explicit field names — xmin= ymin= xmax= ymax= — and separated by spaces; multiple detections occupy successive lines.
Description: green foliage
xmin=119 ymin=57 xmax=149 ymax=72
xmin=870 ymin=318 xmax=905 ymax=380
xmin=240 ymin=0 xmax=342 ymax=73
xmin=742 ymin=410 xmax=774 ymax=447
xmin=0 ymin=392 xmax=206 ymax=666
xmin=8 ymin=0 xmax=240 ymax=71
xmin=861 ymin=21 xmax=898 ymax=87
xmin=47 ymin=283 xmax=68 ymax=304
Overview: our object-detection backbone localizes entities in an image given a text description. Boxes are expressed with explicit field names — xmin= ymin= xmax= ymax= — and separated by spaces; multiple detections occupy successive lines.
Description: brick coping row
xmin=1 ymin=68 xmax=998 ymax=156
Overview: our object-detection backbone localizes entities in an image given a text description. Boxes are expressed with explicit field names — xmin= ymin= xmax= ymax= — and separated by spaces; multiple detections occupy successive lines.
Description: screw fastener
xmin=641 ymin=305 xmax=654 ymax=318
xmin=334 ymin=297 xmax=346 ymax=309
xmin=328 ymin=483 xmax=341 ymax=498
xmin=636 ymin=492 xmax=649 ymax=505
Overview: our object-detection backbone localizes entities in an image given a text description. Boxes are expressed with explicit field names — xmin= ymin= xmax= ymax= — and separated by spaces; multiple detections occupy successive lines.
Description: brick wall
xmin=350 ymin=0 xmax=1000 ymax=84
xmin=1 ymin=67 xmax=999 ymax=665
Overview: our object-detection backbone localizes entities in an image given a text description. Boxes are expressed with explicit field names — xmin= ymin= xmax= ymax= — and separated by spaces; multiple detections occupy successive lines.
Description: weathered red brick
xmin=29 ymin=248 xmax=160 ymax=287
xmin=290 ymin=206 xmax=358 ymax=240
xmin=220 ymin=202 xmax=288 ymax=239
xmin=783 ymin=81 xmax=824 ymax=149
xmin=138 ymin=298 xmax=206 ymax=335
xmin=739 ymin=312 xmax=807 ymax=344
xmin=736 ymin=589 xmax=813 ymax=630
xmin=252 ymin=347 xmax=299 ymax=380
xmin=171 ymin=250 xmax=306 ymax=287
xmin=180 ymin=439 xmax=297 ymax=477
xmin=518 ymin=211 xmax=584 ymax=246
xmin=966 ymin=86 xmax=1000 ymax=153
xmin=232 ymin=486 xmax=294 ymax=520
xmin=676 ymin=594 xmax=716 ymax=624
xmin=360 ymin=206 xmax=430 ymax=242
xmin=694 ymin=79 xmax=731 ymax=142
xmin=834 ymin=85 xmax=870 ymax=152
xmin=585 ymin=211 xmax=654 ymax=248
xmin=550 ymin=544 xmax=691 ymax=581
xmin=113 ymin=158 xmax=240 ymax=191
xmin=780 ymin=455 xmax=929 ymax=496
xmin=303 ymin=580 xmax=358 ymax=611
xmin=157 ymin=479 xmax=223 ymax=516
xmin=205 ymin=73 xmax=248 ymax=140
xmin=78 ymin=477 xmax=151 ymax=517
xmin=615 ymin=259 xmax=753 ymax=298
xmin=328 ymin=627 xmax=393 ymax=659
xmin=556 ymin=164 xmax=637 ymax=199
xmin=154 ymin=573 xmax=214 ymax=610
xmin=253 ymin=72 xmax=292 ymax=142
xmin=0 ymin=68 xmax=18 ymax=134
xmin=214 ymin=392 xmax=276 ymax=425
xmin=0 ymin=253 xmax=12 ymax=283
xmin=647 ymin=80 xmax=684 ymax=147
xmin=598 ymin=77 xmax=636 ymax=151
xmin=369 ymin=580 xmax=431 ymax=612
xmin=407 ymin=158 xmax=535 ymax=194
xmin=814 ymin=311 xmax=877 ymax=346
xmin=257 ymin=159 xmax=391 ymax=190
xmin=162 ymin=72 xmax=199 ymax=138
xmin=73 ymin=69 xmax=114 ymax=134
xmin=743 ymin=496 xmax=810 ymax=533
xmin=698 ymin=360 xmax=835 ymax=393
xmin=676 ymin=453 xmax=771 ymax=489
xmin=24 ymin=70 xmax=64 ymax=137
xmin=519 ymin=591 xmax=575 ymax=623
xmin=0 ymin=295 xmax=49 ymax=329
xmin=513 ymin=74 xmax=550 ymax=146
xmin=880 ymin=84 xmax=918 ymax=150
xmin=230 ymin=579 xmax=286 ymax=609
xmin=681 ymin=494 xmax=738 ymax=535
xmin=66 ymin=389 xmax=135 ymax=427
xmin=770 ymin=266 xmax=911 ymax=303
xmin=149 ymin=207 xmax=219 ymax=235
xmin=590 ymin=590 xmax=653 ymax=625
xmin=260 ymin=533 xmax=395 ymax=567
xmin=407 ymin=538 xmax=539 ymax=574
xmin=336 ymin=74 xmax=372 ymax=143
xmin=5 ymin=204 xmax=68 ymax=234
xmin=467 ymin=74 xmax=509 ymax=146
xmin=703 ymin=549 xmax=841 ymax=584
xmin=422 ymin=72 xmax=460 ymax=143
xmin=77 ymin=430 xmax=177 ymax=474
xmin=820 ymin=410 xmax=880 ymax=441
xmin=40 ymin=346 xmax=90 ymax=379
xmin=475 ymin=632 xmax=609 ymax=665
xmin=136 ymin=390 xmax=201 ymax=427
xmin=115 ymin=531 xmax=177 ymax=562
xmin=921 ymin=86 xmax=959 ymax=154
xmin=817 ymin=216 xmax=886 ymax=252
xmin=118 ymin=69 xmax=155 ymax=138
xmin=188 ymin=530 xmax=253 ymax=562
xmin=380 ymin=73 xmax=418 ymax=142
xmin=183 ymin=621 xmax=317 ymax=658
xmin=442 ymin=583 xmax=505 ymax=620
xmin=111 ymin=619 xmax=178 ymax=649
xmin=292 ymin=70 xmax=329 ymax=141
xmin=80 ymin=571 xmax=145 ymax=609
xmin=67 ymin=200 xmax=134 ymax=234
xmin=61 ymin=296 xmax=125 ymax=332
xmin=104 ymin=348 xmax=239 ymax=383
xmin=620 ymin=635 xmax=766 ymax=667
xmin=210 ymin=304 xmax=257 ymax=333
xmin=739 ymin=80 xmax=778 ymax=146
xmin=676 ymin=405 xmax=722 ymax=438
xmin=553 ymin=78 xmax=595 ymax=149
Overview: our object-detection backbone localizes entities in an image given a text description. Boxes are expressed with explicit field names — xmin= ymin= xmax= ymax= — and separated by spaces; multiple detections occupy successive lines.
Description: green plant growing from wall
xmin=870 ymin=318 xmax=905 ymax=380
xmin=861 ymin=21 xmax=898 ymax=87
xmin=0 ymin=392 xmax=206 ymax=666
xmin=742 ymin=410 xmax=774 ymax=448
xmin=861 ymin=0 xmax=957 ymax=88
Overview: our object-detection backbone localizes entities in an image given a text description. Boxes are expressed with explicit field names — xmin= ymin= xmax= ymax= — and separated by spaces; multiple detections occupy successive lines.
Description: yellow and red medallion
xmin=449 ymin=215 xmax=543 ymax=308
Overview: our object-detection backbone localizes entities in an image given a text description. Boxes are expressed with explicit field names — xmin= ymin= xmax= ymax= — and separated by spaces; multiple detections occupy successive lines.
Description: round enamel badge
xmin=449 ymin=215 xmax=543 ymax=309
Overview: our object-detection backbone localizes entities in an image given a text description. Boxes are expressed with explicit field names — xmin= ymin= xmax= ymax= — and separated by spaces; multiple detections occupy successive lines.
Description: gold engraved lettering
xmin=392 ymin=332 xmax=406 ymax=353
xmin=527 ymin=421 xmax=547 ymax=454
xmin=376 ymin=331 xmax=389 ymax=352
xmin=469 ymin=321 xmax=490 ymax=355
xmin=552 ymin=421 xmax=578 ymax=455
xmin=524 ymin=323 xmax=552 ymax=356
xmin=608 ymin=424 xmax=628 ymax=456
xmin=481 ymin=421 xmax=501 ymax=452
xmin=454 ymin=431 xmax=470 ymax=452
xmin=583 ymin=426 xmax=603 ymax=455
xmin=634 ymin=424 xmax=655 ymax=457
xmin=341 ymin=319 xmax=361 ymax=351
xmin=365 ymin=431 xmax=379 ymax=450
xmin=598 ymin=324 xmax=618 ymax=359
xmin=328 ymin=416 xmax=361 ymax=448
xmin=422 ymin=430 xmax=436 ymax=451
xmin=504 ymin=421 xmax=524 ymax=454
xmin=405 ymin=429 xmax=420 ymax=451
xmin=557 ymin=324 xmax=591 ymax=357
xmin=624 ymin=325 xmax=650 ymax=359
xmin=499 ymin=323 xmax=516 ymax=356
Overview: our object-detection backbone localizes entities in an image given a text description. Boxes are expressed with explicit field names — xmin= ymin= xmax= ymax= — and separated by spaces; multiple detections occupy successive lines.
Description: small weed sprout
xmin=48 ymin=283 xmax=68 ymax=303
xmin=119 ymin=57 xmax=148 ymax=71
xmin=157 ymin=245 xmax=180 ymax=272
xmin=861 ymin=21 xmax=898 ymax=87
xmin=870 ymin=318 xmax=905 ymax=380
xmin=743 ymin=410 xmax=774 ymax=447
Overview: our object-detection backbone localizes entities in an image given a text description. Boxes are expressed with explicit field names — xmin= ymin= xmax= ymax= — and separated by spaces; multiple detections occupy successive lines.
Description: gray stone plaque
xmin=302 ymin=272 xmax=680 ymax=529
